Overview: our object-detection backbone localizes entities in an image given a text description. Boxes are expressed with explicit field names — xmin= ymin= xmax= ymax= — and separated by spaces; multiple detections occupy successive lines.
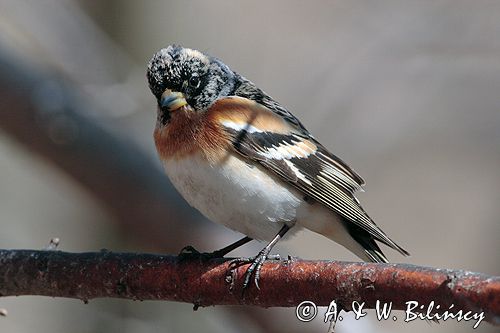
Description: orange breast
xmin=153 ymin=106 xmax=230 ymax=163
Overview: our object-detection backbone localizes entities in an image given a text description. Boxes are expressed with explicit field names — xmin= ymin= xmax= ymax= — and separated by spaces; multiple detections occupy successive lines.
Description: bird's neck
xmin=153 ymin=108 xmax=229 ymax=163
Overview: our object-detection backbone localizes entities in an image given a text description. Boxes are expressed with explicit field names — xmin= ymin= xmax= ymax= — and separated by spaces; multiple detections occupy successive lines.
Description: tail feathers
xmin=384 ymin=237 xmax=410 ymax=257
xmin=355 ymin=234 xmax=389 ymax=263
xmin=346 ymin=223 xmax=408 ymax=263
xmin=365 ymin=222 xmax=410 ymax=257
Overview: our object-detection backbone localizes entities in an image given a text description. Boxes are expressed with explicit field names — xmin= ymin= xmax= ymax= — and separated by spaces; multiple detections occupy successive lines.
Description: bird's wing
xmin=208 ymin=96 xmax=408 ymax=255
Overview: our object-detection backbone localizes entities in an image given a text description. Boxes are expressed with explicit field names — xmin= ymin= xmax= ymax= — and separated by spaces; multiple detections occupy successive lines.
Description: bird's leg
xmin=179 ymin=236 xmax=253 ymax=260
xmin=210 ymin=236 xmax=253 ymax=258
xmin=229 ymin=224 xmax=290 ymax=290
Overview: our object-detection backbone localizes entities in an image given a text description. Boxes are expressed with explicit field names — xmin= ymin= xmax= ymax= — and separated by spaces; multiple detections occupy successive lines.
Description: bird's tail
xmin=348 ymin=227 xmax=389 ymax=263
xmin=344 ymin=222 xmax=408 ymax=263
xmin=300 ymin=211 xmax=408 ymax=263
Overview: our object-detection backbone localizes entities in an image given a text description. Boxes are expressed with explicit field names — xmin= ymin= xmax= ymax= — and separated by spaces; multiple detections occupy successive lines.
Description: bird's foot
xmin=178 ymin=245 xmax=202 ymax=260
xmin=178 ymin=245 xmax=226 ymax=261
xmin=228 ymin=251 xmax=281 ymax=290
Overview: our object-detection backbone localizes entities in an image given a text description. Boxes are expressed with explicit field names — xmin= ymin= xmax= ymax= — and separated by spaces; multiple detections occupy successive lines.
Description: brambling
xmin=147 ymin=45 xmax=409 ymax=289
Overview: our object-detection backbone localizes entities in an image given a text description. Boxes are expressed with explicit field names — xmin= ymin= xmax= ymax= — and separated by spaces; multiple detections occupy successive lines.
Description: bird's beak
xmin=160 ymin=89 xmax=187 ymax=112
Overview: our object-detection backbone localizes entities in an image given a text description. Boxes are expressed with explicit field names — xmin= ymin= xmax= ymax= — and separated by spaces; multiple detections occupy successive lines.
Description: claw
xmin=179 ymin=245 xmax=201 ymax=255
xmin=227 ymin=225 xmax=291 ymax=291
xmin=228 ymin=251 xmax=282 ymax=291
xmin=178 ymin=245 xmax=202 ymax=261
xmin=178 ymin=245 xmax=228 ymax=261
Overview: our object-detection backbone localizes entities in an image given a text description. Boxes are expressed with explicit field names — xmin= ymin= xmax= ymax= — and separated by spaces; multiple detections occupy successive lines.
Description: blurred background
xmin=0 ymin=0 xmax=499 ymax=332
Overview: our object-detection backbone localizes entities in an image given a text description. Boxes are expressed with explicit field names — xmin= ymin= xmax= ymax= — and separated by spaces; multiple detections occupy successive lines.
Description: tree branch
xmin=0 ymin=249 xmax=498 ymax=325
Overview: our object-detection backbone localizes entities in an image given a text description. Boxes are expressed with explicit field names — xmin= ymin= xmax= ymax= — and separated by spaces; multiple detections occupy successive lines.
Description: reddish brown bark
xmin=0 ymin=249 xmax=498 ymax=325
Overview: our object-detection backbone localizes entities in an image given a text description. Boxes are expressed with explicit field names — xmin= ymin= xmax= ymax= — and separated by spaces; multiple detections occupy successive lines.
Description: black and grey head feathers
xmin=147 ymin=45 xmax=307 ymax=131
xmin=147 ymin=45 xmax=237 ymax=111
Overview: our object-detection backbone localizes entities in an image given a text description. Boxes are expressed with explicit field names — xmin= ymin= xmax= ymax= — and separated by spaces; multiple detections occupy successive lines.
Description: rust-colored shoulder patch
xmin=207 ymin=97 xmax=296 ymax=135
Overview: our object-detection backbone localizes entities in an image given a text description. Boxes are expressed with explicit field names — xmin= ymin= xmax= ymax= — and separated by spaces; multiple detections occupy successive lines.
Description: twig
xmin=0 ymin=249 xmax=498 ymax=325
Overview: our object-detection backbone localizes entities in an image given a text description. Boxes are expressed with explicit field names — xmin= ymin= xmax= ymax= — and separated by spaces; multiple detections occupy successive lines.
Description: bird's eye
xmin=188 ymin=74 xmax=200 ymax=88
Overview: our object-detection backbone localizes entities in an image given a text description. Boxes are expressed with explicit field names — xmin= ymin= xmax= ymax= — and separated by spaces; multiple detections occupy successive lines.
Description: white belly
xmin=162 ymin=153 xmax=365 ymax=260
xmin=162 ymin=153 xmax=303 ymax=241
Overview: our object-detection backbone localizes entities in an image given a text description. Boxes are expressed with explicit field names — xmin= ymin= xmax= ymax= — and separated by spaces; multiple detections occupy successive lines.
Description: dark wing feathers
xmin=232 ymin=129 xmax=301 ymax=184
xmin=315 ymin=147 xmax=365 ymax=188
xmin=212 ymin=97 xmax=409 ymax=257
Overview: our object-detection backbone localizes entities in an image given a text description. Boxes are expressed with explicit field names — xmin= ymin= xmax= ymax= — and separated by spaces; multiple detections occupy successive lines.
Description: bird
xmin=147 ymin=45 xmax=409 ymax=289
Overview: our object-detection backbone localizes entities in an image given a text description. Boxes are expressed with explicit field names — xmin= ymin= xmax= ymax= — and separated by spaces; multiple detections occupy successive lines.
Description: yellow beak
xmin=160 ymin=89 xmax=187 ymax=112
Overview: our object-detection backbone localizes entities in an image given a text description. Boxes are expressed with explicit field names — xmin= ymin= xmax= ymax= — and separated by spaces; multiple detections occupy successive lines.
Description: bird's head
xmin=147 ymin=45 xmax=237 ymax=124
